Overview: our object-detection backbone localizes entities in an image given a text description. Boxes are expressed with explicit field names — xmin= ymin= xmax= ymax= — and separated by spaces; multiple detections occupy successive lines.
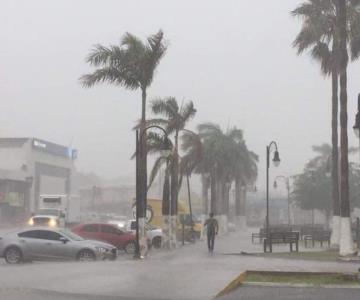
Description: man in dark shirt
xmin=204 ymin=212 xmax=219 ymax=253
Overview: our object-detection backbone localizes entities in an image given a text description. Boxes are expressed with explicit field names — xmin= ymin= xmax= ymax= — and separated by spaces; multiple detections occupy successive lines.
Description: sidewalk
xmin=0 ymin=227 xmax=359 ymax=300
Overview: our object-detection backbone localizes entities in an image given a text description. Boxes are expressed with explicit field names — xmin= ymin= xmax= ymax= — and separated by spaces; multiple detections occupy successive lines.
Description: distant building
xmin=0 ymin=138 xmax=77 ymax=224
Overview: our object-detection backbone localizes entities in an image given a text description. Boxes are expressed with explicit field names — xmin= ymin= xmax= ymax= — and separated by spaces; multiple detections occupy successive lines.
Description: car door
xmin=17 ymin=230 xmax=62 ymax=260
xmin=100 ymin=224 xmax=124 ymax=248
xmin=17 ymin=230 xmax=47 ymax=259
xmin=77 ymin=224 xmax=100 ymax=240
xmin=38 ymin=230 xmax=75 ymax=260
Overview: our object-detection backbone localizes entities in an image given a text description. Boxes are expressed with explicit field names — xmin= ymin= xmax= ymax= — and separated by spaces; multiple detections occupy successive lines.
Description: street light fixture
xmin=273 ymin=175 xmax=291 ymax=225
xmin=134 ymin=125 xmax=171 ymax=259
xmin=353 ymin=94 xmax=360 ymax=138
xmin=266 ymin=141 xmax=280 ymax=238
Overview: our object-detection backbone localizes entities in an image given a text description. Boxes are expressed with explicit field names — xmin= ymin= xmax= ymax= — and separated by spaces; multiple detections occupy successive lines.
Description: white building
xmin=0 ymin=138 xmax=77 ymax=224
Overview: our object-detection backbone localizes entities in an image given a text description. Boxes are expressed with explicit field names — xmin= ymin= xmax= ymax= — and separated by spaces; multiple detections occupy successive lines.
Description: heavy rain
xmin=1 ymin=1 xmax=360 ymax=300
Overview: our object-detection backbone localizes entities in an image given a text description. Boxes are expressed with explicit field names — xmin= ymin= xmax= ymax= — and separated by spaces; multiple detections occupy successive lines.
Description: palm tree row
xmin=79 ymin=30 xmax=258 ymax=249
xmin=292 ymin=0 xmax=360 ymax=255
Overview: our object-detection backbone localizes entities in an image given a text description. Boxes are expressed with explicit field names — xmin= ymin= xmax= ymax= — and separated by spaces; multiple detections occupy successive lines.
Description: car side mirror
xmin=59 ymin=237 xmax=69 ymax=244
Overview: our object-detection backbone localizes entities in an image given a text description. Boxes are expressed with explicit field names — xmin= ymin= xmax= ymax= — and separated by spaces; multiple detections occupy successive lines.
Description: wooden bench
xmin=263 ymin=231 xmax=299 ymax=253
xmin=252 ymin=228 xmax=266 ymax=243
xmin=304 ymin=230 xmax=331 ymax=248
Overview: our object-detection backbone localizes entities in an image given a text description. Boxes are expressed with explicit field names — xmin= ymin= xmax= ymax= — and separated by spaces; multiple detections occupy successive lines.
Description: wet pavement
xmin=0 ymin=227 xmax=359 ymax=300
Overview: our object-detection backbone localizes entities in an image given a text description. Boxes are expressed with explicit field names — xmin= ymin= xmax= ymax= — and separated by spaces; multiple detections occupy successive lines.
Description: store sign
xmin=33 ymin=140 xmax=47 ymax=149
xmin=32 ymin=138 xmax=77 ymax=160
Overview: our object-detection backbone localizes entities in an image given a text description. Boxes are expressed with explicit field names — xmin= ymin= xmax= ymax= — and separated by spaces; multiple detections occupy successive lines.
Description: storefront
xmin=0 ymin=138 xmax=77 ymax=222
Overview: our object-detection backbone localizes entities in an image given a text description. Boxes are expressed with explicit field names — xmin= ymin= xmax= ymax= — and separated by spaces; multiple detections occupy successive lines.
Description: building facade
xmin=0 ymin=138 xmax=77 ymax=224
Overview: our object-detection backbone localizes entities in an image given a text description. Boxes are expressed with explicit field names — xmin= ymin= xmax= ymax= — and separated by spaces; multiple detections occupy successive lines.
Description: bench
xmin=304 ymin=230 xmax=331 ymax=248
xmin=252 ymin=228 xmax=266 ymax=243
xmin=263 ymin=231 xmax=299 ymax=253
xmin=300 ymin=225 xmax=325 ymax=240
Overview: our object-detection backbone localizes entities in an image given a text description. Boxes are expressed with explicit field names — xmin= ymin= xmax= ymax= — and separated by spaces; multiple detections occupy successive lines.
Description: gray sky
xmin=1 ymin=0 xmax=360 ymax=193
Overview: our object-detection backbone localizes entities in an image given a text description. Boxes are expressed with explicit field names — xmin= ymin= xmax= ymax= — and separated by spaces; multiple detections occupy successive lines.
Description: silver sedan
xmin=0 ymin=227 xmax=117 ymax=264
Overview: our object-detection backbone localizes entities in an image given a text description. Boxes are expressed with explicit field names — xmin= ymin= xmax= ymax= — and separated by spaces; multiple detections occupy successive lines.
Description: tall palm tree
xmin=338 ymin=0 xmax=355 ymax=256
xmin=147 ymin=97 xmax=196 ymax=248
xmin=292 ymin=0 xmax=360 ymax=248
xmin=79 ymin=30 xmax=167 ymax=254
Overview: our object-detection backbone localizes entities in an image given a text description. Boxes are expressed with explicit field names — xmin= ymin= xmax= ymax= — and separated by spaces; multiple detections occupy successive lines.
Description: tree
xmin=193 ymin=123 xmax=258 ymax=231
xmin=80 ymin=30 xmax=167 ymax=255
xmin=147 ymin=97 xmax=196 ymax=248
xmin=291 ymin=0 xmax=360 ymax=249
xmin=293 ymin=144 xmax=360 ymax=227
xmin=145 ymin=131 xmax=174 ymax=248
xmin=338 ymin=0 xmax=354 ymax=256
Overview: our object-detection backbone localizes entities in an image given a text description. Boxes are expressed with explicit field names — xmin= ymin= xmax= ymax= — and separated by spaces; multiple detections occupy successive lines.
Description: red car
xmin=72 ymin=223 xmax=136 ymax=254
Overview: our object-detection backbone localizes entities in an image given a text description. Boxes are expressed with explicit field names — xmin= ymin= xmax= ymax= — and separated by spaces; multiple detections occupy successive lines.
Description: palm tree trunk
xmin=338 ymin=0 xmax=354 ymax=256
xmin=331 ymin=66 xmax=341 ymax=248
xmin=210 ymin=167 xmax=217 ymax=215
xmin=169 ymin=131 xmax=179 ymax=249
xmin=162 ymin=165 xmax=171 ymax=249
xmin=138 ymin=87 xmax=148 ymax=256
xmin=220 ymin=180 xmax=229 ymax=233
xmin=235 ymin=177 xmax=241 ymax=217
xmin=201 ymin=174 xmax=209 ymax=214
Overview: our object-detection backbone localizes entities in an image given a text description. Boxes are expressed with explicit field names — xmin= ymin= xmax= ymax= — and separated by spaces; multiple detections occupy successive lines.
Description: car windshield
xmin=145 ymin=223 xmax=157 ymax=230
xmin=58 ymin=229 xmax=84 ymax=241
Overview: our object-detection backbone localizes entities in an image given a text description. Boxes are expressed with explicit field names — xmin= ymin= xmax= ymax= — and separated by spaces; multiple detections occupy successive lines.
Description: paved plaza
xmin=0 ymin=227 xmax=359 ymax=300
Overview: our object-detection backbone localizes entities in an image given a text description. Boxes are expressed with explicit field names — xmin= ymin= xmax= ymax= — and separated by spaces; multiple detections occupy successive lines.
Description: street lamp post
xmin=134 ymin=125 xmax=171 ymax=259
xmin=266 ymin=141 xmax=281 ymax=238
xmin=273 ymin=175 xmax=291 ymax=225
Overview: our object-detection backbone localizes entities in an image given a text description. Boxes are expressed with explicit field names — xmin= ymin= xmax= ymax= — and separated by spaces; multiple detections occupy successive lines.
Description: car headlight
xmin=95 ymin=246 xmax=108 ymax=253
xmin=48 ymin=218 xmax=57 ymax=227
xmin=28 ymin=218 xmax=34 ymax=226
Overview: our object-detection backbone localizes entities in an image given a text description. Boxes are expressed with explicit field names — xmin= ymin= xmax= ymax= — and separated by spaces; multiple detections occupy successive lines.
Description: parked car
xmin=126 ymin=220 xmax=163 ymax=249
xmin=72 ymin=223 xmax=137 ymax=254
xmin=0 ymin=227 xmax=117 ymax=264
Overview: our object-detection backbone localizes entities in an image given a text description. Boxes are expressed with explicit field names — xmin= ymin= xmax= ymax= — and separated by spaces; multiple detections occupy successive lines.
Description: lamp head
xmin=354 ymin=113 xmax=360 ymax=138
xmin=273 ymin=180 xmax=278 ymax=189
xmin=273 ymin=150 xmax=281 ymax=167
xmin=354 ymin=93 xmax=360 ymax=137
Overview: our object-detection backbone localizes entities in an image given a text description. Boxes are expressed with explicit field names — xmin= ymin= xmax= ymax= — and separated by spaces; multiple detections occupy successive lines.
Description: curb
xmin=242 ymin=282 xmax=360 ymax=289
xmin=214 ymin=270 xmax=360 ymax=298
xmin=214 ymin=271 xmax=247 ymax=298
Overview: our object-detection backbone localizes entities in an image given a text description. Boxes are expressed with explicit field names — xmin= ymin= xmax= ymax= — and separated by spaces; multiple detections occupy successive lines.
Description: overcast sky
xmin=1 ymin=0 xmax=360 ymax=193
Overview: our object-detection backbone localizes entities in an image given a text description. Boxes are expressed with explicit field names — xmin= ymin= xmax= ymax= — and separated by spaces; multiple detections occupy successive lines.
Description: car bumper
xmin=99 ymin=248 xmax=117 ymax=260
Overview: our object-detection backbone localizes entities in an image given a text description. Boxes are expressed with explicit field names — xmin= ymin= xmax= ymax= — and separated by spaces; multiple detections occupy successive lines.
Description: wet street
xmin=1 ymin=228 xmax=360 ymax=300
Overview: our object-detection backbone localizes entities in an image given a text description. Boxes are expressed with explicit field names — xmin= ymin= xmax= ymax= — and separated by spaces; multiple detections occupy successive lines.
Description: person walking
xmin=204 ymin=212 xmax=218 ymax=253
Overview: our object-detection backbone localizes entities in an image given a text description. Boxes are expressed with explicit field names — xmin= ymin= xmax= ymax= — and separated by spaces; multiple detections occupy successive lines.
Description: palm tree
xmin=147 ymin=97 xmax=196 ymax=248
xmin=338 ymin=0 xmax=355 ymax=256
xmin=195 ymin=123 xmax=258 ymax=232
xmin=79 ymin=30 xmax=167 ymax=254
xmin=145 ymin=131 xmax=174 ymax=249
xmin=291 ymin=0 xmax=360 ymax=249
xmin=232 ymin=140 xmax=258 ymax=228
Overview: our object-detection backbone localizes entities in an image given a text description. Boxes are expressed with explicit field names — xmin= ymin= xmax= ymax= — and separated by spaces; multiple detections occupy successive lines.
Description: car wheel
xmin=124 ymin=241 xmax=136 ymax=254
xmin=152 ymin=237 xmax=162 ymax=249
xmin=77 ymin=249 xmax=96 ymax=262
xmin=4 ymin=247 xmax=23 ymax=264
